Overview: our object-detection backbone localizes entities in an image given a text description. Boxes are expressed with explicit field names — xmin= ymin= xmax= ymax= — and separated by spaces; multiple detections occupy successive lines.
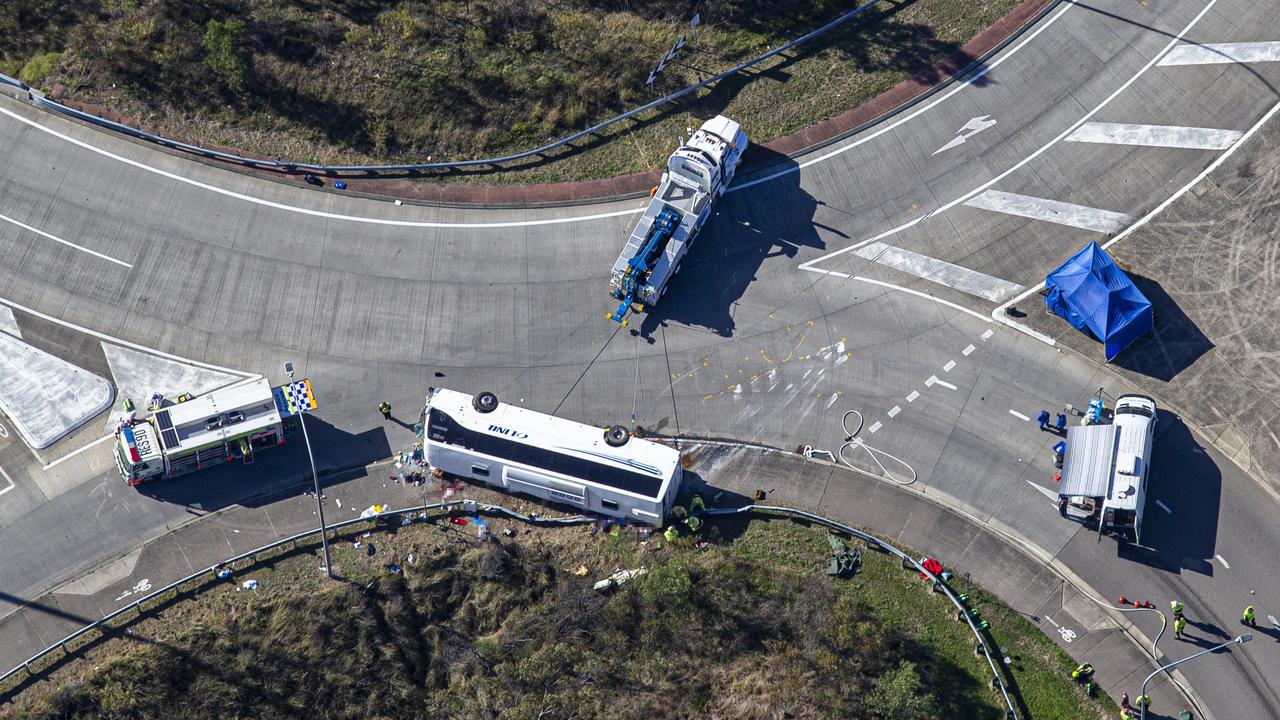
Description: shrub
xmin=18 ymin=51 xmax=61 ymax=87
xmin=202 ymin=18 xmax=251 ymax=89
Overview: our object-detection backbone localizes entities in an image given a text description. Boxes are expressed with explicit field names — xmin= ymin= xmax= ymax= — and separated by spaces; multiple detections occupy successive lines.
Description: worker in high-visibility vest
xmin=1173 ymin=615 xmax=1186 ymax=640
xmin=379 ymin=401 xmax=392 ymax=420
xmin=1243 ymin=605 xmax=1256 ymax=627
xmin=1169 ymin=599 xmax=1184 ymax=619
xmin=1071 ymin=663 xmax=1094 ymax=681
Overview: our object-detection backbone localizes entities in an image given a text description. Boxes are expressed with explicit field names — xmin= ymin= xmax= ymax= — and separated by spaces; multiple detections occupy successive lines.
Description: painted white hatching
xmin=1066 ymin=122 xmax=1243 ymax=150
xmin=964 ymin=190 xmax=1133 ymax=233
xmin=101 ymin=342 xmax=241 ymax=429
xmin=853 ymin=242 xmax=1024 ymax=303
xmin=1159 ymin=41 xmax=1280 ymax=66
xmin=0 ymin=305 xmax=19 ymax=338
xmin=0 ymin=333 xmax=114 ymax=449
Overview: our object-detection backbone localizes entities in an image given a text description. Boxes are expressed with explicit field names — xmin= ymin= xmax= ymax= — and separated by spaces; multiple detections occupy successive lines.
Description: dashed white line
xmin=906 ymin=391 xmax=920 ymax=403
xmin=926 ymin=375 xmax=957 ymax=390
xmin=1155 ymin=499 xmax=1172 ymax=514
xmin=887 ymin=405 xmax=901 ymax=418
xmin=868 ymin=421 xmax=882 ymax=434
xmin=962 ymin=344 xmax=975 ymax=356
xmin=981 ymin=329 xmax=994 ymax=341
xmin=1159 ymin=41 xmax=1280 ymax=66
xmin=943 ymin=360 xmax=956 ymax=372
xmin=963 ymin=189 xmax=1133 ymax=233
xmin=1214 ymin=554 xmax=1230 ymax=569
xmin=1009 ymin=409 xmax=1031 ymax=421
xmin=0 ymin=212 xmax=133 ymax=268
xmin=1066 ymin=122 xmax=1243 ymax=151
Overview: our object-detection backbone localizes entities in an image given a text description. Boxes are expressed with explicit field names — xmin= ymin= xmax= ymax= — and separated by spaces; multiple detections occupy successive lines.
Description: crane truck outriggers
xmin=607 ymin=115 xmax=748 ymax=325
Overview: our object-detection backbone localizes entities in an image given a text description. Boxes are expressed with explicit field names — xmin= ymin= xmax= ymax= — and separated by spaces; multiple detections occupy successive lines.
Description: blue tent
xmin=1045 ymin=242 xmax=1152 ymax=360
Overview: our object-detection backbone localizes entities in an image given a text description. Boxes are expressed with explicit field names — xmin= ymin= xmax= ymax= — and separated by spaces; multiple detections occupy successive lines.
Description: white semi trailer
xmin=607 ymin=115 xmax=748 ymax=325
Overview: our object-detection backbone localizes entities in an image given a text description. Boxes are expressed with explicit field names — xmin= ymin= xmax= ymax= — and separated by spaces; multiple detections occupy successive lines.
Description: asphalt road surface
xmin=2 ymin=0 xmax=1280 ymax=715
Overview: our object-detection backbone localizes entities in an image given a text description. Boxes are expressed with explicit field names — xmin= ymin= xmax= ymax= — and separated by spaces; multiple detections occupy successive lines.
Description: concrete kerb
xmin=675 ymin=436 xmax=1211 ymax=719
xmin=0 ymin=455 xmax=393 ymax=627
xmin=1 ymin=0 xmax=1061 ymax=210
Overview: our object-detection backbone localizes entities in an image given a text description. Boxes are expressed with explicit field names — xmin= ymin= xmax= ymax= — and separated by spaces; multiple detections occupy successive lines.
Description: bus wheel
xmin=474 ymin=391 xmax=499 ymax=413
xmin=604 ymin=425 xmax=630 ymax=447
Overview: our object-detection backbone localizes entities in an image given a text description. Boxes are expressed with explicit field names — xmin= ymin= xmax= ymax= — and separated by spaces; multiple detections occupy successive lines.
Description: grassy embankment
xmin=6 ymin=493 xmax=1113 ymax=719
xmin=1 ymin=0 xmax=1018 ymax=184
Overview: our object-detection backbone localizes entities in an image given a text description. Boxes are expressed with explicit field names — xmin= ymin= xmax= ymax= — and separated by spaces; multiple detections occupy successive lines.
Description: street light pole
xmin=1139 ymin=634 xmax=1252 ymax=720
xmin=286 ymin=363 xmax=332 ymax=580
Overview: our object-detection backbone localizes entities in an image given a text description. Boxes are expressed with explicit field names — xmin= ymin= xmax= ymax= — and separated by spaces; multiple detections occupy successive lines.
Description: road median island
xmin=2 ymin=0 xmax=1055 ymax=204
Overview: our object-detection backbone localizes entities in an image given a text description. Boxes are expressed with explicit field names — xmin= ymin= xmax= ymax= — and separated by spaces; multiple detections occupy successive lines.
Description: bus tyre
xmin=604 ymin=425 xmax=630 ymax=447
xmin=473 ymin=391 xmax=499 ymax=414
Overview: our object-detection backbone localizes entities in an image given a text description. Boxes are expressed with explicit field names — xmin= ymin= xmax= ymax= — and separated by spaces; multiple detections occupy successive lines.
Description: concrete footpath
xmin=0 ymin=443 xmax=1195 ymax=717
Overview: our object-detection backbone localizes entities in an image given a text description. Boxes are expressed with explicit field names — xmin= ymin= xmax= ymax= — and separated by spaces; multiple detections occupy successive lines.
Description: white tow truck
xmin=607 ymin=115 xmax=748 ymax=325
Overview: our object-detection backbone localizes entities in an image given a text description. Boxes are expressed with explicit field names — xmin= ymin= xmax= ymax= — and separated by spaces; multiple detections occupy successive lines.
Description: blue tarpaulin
xmin=1045 ymin=242 xmax=1152 ymax=360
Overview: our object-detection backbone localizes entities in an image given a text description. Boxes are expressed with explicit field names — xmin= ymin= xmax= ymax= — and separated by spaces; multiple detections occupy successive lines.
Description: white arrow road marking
xmin=1066 ymin=122 xmax=1243 ymax=150
xmin=933 ymin=115 xmax=998 ymax=155
xmin=964 ymin=190 xmax=1133 ymax=233
xmin=1159 ymin=41 xmax=1280 ymax=66
xmin=925 ymin=375 xmax=957 ymax=390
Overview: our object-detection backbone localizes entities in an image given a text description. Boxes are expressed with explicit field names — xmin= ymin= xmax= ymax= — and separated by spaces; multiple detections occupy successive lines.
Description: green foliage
xmin=867 ymin=661 xmax=937 ymax=720
xmin=202 ymin=18 xmax=251 ymax=89
xmin=18 ymin=50 xmax=61 ymax=86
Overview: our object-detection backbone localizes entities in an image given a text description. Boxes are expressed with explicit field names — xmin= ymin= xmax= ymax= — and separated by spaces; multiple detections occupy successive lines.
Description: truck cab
xmin=114 ymin=421 xmax=165 ymax=485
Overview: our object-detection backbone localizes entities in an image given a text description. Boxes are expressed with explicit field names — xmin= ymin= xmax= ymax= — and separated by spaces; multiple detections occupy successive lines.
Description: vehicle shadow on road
xmin=135 ymin=416 xmax=391 ymax=511
xmin=1110 ymin=273 xmax=1213 ymax=382
xmin=1118 ymin=413 xmax=1220 ymax=576
xmin=633 ymin=146 xmax=823 ymax=339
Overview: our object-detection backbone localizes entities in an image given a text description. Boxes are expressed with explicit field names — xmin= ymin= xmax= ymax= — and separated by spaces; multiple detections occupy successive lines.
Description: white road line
xmin=734 ymin=2 xmax=1076 ymax=191
xmin=1044 ymin=616 xmax=1059 ymax=628
xmin=1066 ymin=122 xmax=1243 ymax=151
xmin=925 ymin=375 xmax=957 ymax=390
xmin=797 ymin=0 xmax=1221 ymax=270
xmin=0 ymin=298 xmax=254 ymax=379
xmin=963 ymin=190 xmax=1132 ymax=233
xmin=887 ymin=405 xmax=901 ymax=418
xmin=0 ymin=465 xmax=14 ymax=497
xmin=981 ymin=329 xmax=994 ymax=341
xmin=868 ymin=421 xmax=882 ymax=434
xmin=851 ymin=242 xmax=1024 ymax=302
xmin=906 ymin=391 xmax=920 ymax=403
xmin=1214 ymin=554 xmax=1230 ymax=569
xmin=1156 ymin=499 xmax=1172 ymax=514
xmin=943 ymin=360 xmax=956 ymax=372
xmin=1009 ymin=409 xmax=1031 ymax=421
xmin=962 ymin=344 xmax=975 ymax=356
xmin=802 ymin=267 xmax=993 ymax=323
xmin=1159 ymin=41 xmax=1280 ymax=66
xmin=41 ymin=433 xmax=114 ymax=470
xmin=0 ymin=212 xmax=133 ymax=268
xmin=0 ymin=106 xmax=644 ymax=229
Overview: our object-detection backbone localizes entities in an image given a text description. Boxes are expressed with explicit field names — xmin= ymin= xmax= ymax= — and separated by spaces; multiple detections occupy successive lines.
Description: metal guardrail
xmin=0 ymin=72 xmax=29 ymax=91
xmin=14 ymin=0 xmax=885 ymax=175
xmin=707 ymin=505 xmax=1023 ymax=720
xmin=0 ymin=499 xmax=592 ymax=692
xmin=1 ymin=496 xmax=1021 ymax=720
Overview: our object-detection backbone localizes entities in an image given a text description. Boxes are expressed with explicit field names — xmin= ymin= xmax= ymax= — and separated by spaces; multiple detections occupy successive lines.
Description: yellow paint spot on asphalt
xmin=703 ymin=394 xmax=713 ymax=401
xmin=702 ymin=357 xmax=710 ymax=368
xmin=806 ymin=320 xmax=814 ymax=327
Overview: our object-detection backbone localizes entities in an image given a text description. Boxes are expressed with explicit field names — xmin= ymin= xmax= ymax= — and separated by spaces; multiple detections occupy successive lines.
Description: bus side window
xmin=472 ymin=464 xmax=490 ymax=477
xmin=601 ymin=498 xmax=619 ymax=510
